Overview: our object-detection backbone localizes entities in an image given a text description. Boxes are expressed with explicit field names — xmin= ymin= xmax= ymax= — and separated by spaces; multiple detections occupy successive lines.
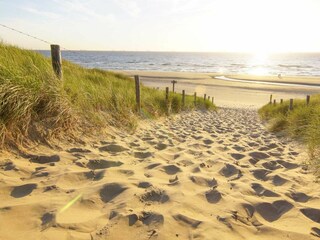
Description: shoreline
xmin=120 ymin=71 xmax=319 ymax=108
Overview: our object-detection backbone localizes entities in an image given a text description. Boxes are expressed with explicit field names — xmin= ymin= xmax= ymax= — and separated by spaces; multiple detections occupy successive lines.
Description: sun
xmin=248 ymin=51 xmax=270 ymax=76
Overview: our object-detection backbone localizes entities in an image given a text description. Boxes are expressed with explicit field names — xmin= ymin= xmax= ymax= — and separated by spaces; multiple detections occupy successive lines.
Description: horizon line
xmin=33 ymin=49 xmax=320 ymax=54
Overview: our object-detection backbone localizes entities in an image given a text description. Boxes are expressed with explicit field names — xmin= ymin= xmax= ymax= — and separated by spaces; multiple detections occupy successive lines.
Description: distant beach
xmin=121 ymin=71 xmax=320 ymax=108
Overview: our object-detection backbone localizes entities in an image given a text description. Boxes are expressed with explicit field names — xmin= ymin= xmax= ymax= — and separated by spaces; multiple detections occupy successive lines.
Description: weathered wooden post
xmin=194 ymin=92 xmax=197 ymax=105
xmin=134 ymin=75 xmax=141 ymax=114
xmin=182 ymin=90 xmax=185 ymax=107
xmin=165 ymin=87 xmax=170 ymax=114
xmin=306 ymin=95 xmax=310 ymax=105
xmin=171 ymin=80 xmax=177 ymax=93
xmin=212 ymin=97 xmax=214 ymax=104
xmin=269 ymin=94 xmax=273 ymax=104
xmin=165 ymin=87 xmax=169 ymax=101
xmin=289 ymin=99 xmax=293 ymax=111
xmin=208 ymin=96 xmax=210 ymax=102
xmin=204 ymin=94 xmax=206 ymax=101
xmin=273 ymin=99 xmax=276 ymax=106
xmin=280 ymin=99 xmax=283 ymax=104
xmin=50 ymin=44 xmax=62 ymax=79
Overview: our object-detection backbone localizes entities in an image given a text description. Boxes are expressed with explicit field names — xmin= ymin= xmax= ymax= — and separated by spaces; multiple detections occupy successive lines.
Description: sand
xmin=1 ymin=106 xmax=320 ymax=240
xmin=121 ymin=71 xmax=320 ymax=108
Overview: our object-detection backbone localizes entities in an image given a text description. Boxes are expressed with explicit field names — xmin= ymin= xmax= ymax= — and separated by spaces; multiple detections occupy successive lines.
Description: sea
xmin=38 ymin=51 xmax=320 ymax=77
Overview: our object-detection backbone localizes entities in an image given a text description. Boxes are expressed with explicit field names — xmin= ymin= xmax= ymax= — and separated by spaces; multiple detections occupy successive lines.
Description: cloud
xmin=114 ymin=0 xmax=141 ymax=17
xmin=20 ymin=6 xmax=61 ymax=19
xmin=53 ymin=0 xmax=115 ymax=23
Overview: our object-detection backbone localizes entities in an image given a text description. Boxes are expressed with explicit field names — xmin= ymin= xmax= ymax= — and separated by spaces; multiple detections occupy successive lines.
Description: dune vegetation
xmin=259 ymin=96 xmax=320 ymax=176
xmin=0 ymin=43 xmax=215 ymax=149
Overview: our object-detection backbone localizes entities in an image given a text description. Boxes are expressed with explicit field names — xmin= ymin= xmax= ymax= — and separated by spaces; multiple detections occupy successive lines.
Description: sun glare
xmin=247 ymin=51 xmax=269 ymax=75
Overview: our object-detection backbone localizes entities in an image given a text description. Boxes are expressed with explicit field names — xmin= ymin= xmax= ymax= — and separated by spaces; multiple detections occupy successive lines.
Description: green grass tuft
xmin=0 ymin=42 xmax=216 ymax=149
xmin=259 ymin=95 xmax=320 ymax=176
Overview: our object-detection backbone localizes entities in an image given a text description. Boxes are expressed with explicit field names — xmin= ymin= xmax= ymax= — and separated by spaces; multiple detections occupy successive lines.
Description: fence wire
xmin=0 ymin=23 xmax=69 ymax=50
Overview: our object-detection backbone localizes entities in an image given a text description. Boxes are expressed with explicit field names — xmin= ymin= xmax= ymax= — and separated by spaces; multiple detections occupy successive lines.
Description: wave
xmin=278 ymin=64 xmax=312 ymax=69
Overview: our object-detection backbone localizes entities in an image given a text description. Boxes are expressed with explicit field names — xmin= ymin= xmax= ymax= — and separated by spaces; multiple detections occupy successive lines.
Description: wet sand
xmin=122 ymin=71 xmax=320 ymax=108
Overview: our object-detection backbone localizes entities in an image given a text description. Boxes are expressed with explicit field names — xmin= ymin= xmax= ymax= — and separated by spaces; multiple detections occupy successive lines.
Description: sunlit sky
xmin=0 ymin=0 xmax=320 ymax=52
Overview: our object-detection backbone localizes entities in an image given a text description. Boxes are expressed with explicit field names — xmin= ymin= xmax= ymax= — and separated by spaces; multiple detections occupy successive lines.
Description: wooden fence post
xmin=306 ymin=95 xmax=310 ymax=105
xmin=269 ymin=94 xmax=273 ymax=104
xmin=50 ymin=44 xmax=62 ymax=79
xmin=165 ymin=87 xmax=169 ymax=101
xmin=273 ymin=99 xmax=276 ymax=106
xmin=208 ymin=96 xmax=210 ymax=102
xmin=289 ymin=99 xmax=293 ymax=111
xmin=134 ymin=75 xmax=141 ymax=114
xmin=212 ymin=97 xmax=214 ymax=104
xmin=280 ymin=99 xmax=283 ymax=104
xmin=204 ymin=94 xmax=206 ymax=101
xmin=165 ymin=87 xmax=170 ymax=114
xmin=182 ymin=90 xmax=185 ymax=107
xmin=171 ymin=80 xmax=177 ymax=93
xmin=194 ymin=92 xmax=197 ymax=105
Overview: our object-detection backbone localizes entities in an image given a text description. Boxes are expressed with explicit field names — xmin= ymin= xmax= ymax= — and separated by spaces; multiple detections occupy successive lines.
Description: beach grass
xmin=259 ymin=96 xmax=320 ymax=176
xmin=0 ymin=42 xmax=215 ymax=149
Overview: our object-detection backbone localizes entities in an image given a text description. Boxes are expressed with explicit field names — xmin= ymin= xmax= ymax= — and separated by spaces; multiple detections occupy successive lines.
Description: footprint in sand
xmin=41 ymin=212 xmax=56 ymax=229
xmin=286 ymin=191 xmax=311 ymax=203
xmin=251 ymin=183 xmax=280 ymax=197
xmin=271 ymin=175 xmax=288 ymax=186
xmin=255 ymin=200 xmax=293 ymax=222
xmin=230 ymin=153 xmax=246 ymax=161
xmin=0 ymin=160 xmax=16 ymax=171
xmin=140 ymin=187 xmax=169 ymax=203
xmin=251 ymin=169 xmax=271 ymax=181
xmin=99 ymin=144 xmax=128 ymax=153
xmin=128 ymin=211 xmax=164 ymax=226
xmin=67 ymin=148 xmax=91 ymax=153
xmin=205 ymin=189 xmax=222 ymax=203
xmin=190 ymin=176 xmax=217 ymax=187
xmin=29 ymin=155 xmax=60 ymax=164
xmin=276 ymin=160 xmax=299 ymax=170
xmin=155 ymin=143 xmax=167 ymax=150
xmin=300 ymin=208 xmax=320 ymax=223
xmin=11 ymin=183 xmax=37 ymax=198
xmin=249 ymin=152 xmax=270 ymax=160
xmin=219 ymin=163 xmax=240 ymax=178
xmin=261 ymin=161 xmax=283 ymax=170
xmin=203 ymin=139 xmax=214 ymax=145
xmin=134 ymin=151 xmax=153 ymax=159
xmin=172 ymin=214 xmax=202 ymax=228
xmin=137 ymin=181 xmax=153 ymax=189
xmin=162 ymin=165 xmax=181 ymax=175
xmin=99 ymin=183 xmax=128 ymax=203
xmin=85 ymin=170 xmax=105 ymax=181
xmin=118 ymin=169 xmax=135 ymax=176
xmin=311 ymin=227 xmax=320 ymax=238
xmin=87 ymin=159 xmax=123 ymax=170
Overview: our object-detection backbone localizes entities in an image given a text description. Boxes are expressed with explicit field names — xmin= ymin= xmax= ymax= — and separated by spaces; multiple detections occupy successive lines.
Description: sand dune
xmin=0 ymin=108 xmax=320 ymax=240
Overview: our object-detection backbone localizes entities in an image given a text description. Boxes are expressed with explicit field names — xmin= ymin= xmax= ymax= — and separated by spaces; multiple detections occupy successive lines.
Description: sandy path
xmin=0 ymin=108 xmax=320 ymax=240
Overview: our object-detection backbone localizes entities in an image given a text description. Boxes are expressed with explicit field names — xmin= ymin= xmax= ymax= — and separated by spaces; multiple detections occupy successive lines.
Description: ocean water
xmin=38 ymin=51 xmax=320 ymax=77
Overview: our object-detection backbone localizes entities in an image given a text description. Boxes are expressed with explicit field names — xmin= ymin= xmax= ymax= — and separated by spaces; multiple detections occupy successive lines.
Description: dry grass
xmin=0 ymin=42 xmax=216 ymax=149
xmin=259 ymin=96 xmax=320 ymax=176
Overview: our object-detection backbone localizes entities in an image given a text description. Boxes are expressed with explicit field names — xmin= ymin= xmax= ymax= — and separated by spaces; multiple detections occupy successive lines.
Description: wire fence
xmin=0 ymin=23 xmax=68 ymax=50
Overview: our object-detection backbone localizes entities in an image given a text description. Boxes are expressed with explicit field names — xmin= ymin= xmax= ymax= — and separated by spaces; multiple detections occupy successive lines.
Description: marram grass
xmin=259 ymin=96 xmax=320 ymax=176
xmin=0 ymin=42 xmax=216 ymax=149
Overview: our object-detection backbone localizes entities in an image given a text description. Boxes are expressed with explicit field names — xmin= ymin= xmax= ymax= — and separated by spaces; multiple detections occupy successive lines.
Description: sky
xmin=0 ymin=0 xmax=320 ymax=53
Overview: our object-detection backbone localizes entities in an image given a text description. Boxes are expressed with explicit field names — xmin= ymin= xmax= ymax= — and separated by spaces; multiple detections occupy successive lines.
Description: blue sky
xmin=0 ymin=0 xmax=320 ymax=52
